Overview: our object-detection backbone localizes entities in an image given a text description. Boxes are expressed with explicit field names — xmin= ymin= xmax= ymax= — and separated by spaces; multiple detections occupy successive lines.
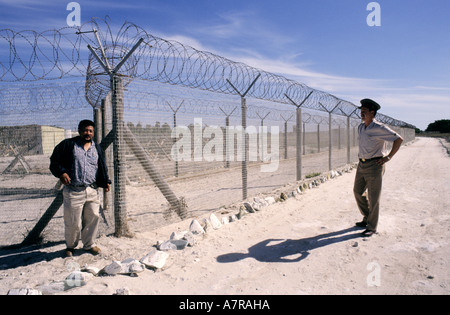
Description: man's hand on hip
xmin=60 ymin=173 xmax=71 ymax=185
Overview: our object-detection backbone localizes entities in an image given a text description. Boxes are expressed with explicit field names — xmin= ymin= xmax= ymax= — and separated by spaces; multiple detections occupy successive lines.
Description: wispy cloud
xmin=0 ymin=0 xmax=71 ymax=30
xmin=234 ymin=53 xmax=449 ymax=129
xmin=414 ymin=86 xmax=450 ymax=92
xmin=375 ymin=90 xmax=449 ymax=129
xmin=0 ymin=0 xmax=53 ymax=10
xmin=190 ymin=10 xmax=297 ymax=55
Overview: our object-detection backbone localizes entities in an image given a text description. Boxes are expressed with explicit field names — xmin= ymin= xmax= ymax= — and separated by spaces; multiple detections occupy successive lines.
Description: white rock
xmin=254 ymin=197 xmax=269 ymax=207
xmin=7 ymin=288 xmax=42 ymax=295
xmin=170 ymin=231 xmax=188 ymax=240
xmin=201 ymin=218 xmax=210 ymax=232
xmin=102 ymin=259 xmax=145 ymax=275
xmin=65 ymin=271 xmax=94 ymax=288
xmin=251 ymin=201 xmax=262 ymax=211
xmin=209 ymin=213 xmax=222 ymax=229
xmin=243 ymin=202 xmax=256 ymax=213
xmin=121 ymin=258 xmax=145 ymax=274
xmin=265 ymin=196 xmax=276 ymax=205
xmin=170 ymin=230 xmax=195 ymax=246
xmin=189 ymin=219 xmax=205 ymax=235
xmin=114 ymin=287 xmax=131 ymax=295
xmin=103 ymin=261 xmax=122 ymax=275
xmin=222 ymin=216 xmax=230 ymax=225
xmin=140 ymin=249 xmax=169 ymax=269
xmin=158 ymin=240 xmax=178 ymax=251
xmin=38 ymin=281 xmax=66 ymax=295
xmin=236 ymin=206 xmax=247 ymax=220
xmin=171 ymin=239 xmax=189 ymax=250
xmin=81 ymin=265 xmax=100 ymax=276
xmin=182 ymin=231 xmax=196 ymax=246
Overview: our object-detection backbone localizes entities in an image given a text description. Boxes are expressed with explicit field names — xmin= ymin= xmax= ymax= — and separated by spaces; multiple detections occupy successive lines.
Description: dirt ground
xmin=0 ymin=137 xmax=449 ymax=295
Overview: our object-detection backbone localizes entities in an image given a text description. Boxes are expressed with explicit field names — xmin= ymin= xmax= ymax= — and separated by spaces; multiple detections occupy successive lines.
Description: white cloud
xmin=159 ymin=34 xmax=209 ymax=52
xmin=352 ymin=88 xmax=449 ymax=130
xmin=0 ymin=0 xmax=50 ymax=9
xmin=235 ymin=54 xmax=450 ymax=130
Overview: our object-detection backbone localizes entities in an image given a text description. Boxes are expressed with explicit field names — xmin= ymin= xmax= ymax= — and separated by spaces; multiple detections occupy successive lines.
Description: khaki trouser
xmin=353 ymin=160 xmax=385 ymax=232
xmin=63 ymin=186 xmax=100 ymax=250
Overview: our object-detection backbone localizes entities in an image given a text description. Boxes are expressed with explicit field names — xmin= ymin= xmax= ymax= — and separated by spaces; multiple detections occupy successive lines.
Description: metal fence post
xmin=296 ymin=107 xmax=302 ymax=180
xmin=256 ymin=111 xmax=270 ymax=163
xmin=111 ymin=76 xmax=130 ymax=237
xmin=280 ymin=114 xmax=293 ymax=160
xmin=347 ymin=116 xmax=351 ymax=163
xmin=318 ymin=102 xmax=341 ymax=171
xmin=167 ymin=101 xmax=183 ymax=177
xmin=241 ymin=97 xmax=248 ymax=200
xmin=102 ymin=94 xmax=113 ymax=212
xmin=285 ymin=91 xmax=312 ymax=181
xmin=219 ymin=106 xmax=237 ymax=169
xmin=88 ymin=38 xmax=144 ymax=237
xmin=226 ymin=74 xmax=261 ymax=200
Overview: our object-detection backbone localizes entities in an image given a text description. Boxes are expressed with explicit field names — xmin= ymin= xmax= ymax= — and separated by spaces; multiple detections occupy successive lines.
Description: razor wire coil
xmin=0 ymin=17 xmax=415 ymax=129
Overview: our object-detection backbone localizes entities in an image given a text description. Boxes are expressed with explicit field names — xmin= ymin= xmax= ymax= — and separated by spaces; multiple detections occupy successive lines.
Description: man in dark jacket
xmin=50 ymin=120 xmax=111 ymax=257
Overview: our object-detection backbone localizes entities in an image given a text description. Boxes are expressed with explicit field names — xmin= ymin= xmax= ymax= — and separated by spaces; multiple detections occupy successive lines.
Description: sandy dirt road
xmin=1 ymin=137 xmax=448 ymax=295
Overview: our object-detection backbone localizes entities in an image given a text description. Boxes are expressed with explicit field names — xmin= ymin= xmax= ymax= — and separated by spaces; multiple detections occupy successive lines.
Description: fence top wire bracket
xmin=87 ymin=38 xmax=144 ymax=78
xmin=226 ymin=73 xmax=261 ymax=98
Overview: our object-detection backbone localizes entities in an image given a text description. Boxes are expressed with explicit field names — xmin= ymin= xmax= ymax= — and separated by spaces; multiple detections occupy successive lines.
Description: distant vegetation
xmin=425 ymin=119 xmax=450 ymax=133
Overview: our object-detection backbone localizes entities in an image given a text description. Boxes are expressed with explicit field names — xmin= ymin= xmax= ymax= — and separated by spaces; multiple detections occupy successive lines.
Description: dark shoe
xmin=355 ymin=221 xmax=367 ymax=228
xmin=65 ymin=248 xmax=75 ymax=258
xmin=361 ymin=229 xmax=376 ymax=237
xmin=85 ymin=246 xmax=101 ymax=255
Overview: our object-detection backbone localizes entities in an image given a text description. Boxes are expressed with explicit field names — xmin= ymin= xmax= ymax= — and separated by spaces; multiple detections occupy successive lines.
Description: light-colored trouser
xmin=63 ymin=186 xmax=100 ymax=250
xmin=353 ymin=160 xmax=385 ymax=232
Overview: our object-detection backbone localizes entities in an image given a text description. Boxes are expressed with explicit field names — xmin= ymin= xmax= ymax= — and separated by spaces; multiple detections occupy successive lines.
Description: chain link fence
xmin=0 ymin=19 xmax=415 ymax=247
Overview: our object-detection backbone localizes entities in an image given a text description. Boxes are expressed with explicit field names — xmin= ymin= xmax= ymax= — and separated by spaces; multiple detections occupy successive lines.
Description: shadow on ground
xmin=217 ymin=227 xmax=362 ymax=263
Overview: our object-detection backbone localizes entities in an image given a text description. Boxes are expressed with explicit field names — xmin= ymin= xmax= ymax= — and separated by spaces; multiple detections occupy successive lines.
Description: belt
xmin=72 ymin=183 xmax=98 ymax=189
xmin=359 ymin=156 xmax=382 ymax=163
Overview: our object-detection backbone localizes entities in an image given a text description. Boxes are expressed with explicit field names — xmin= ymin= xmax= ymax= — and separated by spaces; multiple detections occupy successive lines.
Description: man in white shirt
xmin=354 ymin=99 xmax=403 ymax=237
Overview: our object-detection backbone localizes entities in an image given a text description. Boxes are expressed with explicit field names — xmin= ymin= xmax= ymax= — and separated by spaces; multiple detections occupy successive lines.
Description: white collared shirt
xmin=358 ymin=119 xmax=401 ymax=159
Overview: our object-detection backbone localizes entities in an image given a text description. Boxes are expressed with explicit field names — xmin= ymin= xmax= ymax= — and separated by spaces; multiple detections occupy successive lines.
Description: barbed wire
xmin=0 ymin=17 xmax=415 ymax=128
xmin=0 ymin=80 xmax=89 ymax=114
xmin=0 ymin=79 xmax=339 ymax=127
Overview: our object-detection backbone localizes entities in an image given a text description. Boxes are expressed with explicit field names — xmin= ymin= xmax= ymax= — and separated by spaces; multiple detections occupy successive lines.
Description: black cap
xmin=359 ymin=99 xmax=381 ymax=111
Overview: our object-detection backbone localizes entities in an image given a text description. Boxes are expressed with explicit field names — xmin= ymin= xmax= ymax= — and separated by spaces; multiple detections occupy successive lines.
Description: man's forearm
xmin=388 ymin=137 xmax=403 ymax=159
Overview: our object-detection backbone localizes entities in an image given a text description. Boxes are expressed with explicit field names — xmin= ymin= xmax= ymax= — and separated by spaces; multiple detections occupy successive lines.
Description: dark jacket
xmin=49 ymin=136 xmax=111 ymax=188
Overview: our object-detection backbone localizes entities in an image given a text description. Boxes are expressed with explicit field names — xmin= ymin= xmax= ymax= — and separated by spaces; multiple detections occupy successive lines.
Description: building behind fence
xmin=0 ymin=19 xmax=415 ymax=247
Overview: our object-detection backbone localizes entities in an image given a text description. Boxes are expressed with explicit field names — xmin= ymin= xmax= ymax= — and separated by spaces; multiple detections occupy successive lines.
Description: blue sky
xmin=1 ymin=0 xmax=449 ymax=130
